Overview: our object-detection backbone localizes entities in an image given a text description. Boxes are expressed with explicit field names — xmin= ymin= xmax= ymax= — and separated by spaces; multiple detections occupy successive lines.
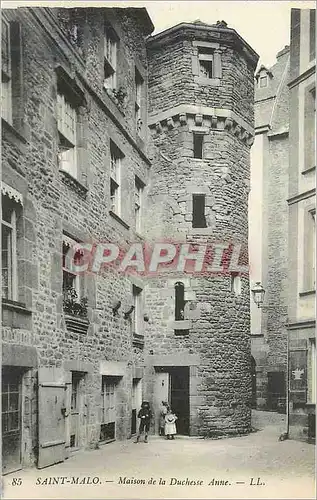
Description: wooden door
xmin=154 ymin=371 xmax=170 ymax=433
xmin=38 ymin=367 xmax=67 ymax=468
xmin=70 ymin=372 xmax=81 ymax=449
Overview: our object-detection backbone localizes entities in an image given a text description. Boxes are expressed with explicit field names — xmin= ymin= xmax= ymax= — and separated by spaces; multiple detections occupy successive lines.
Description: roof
xmin=147 ymin=20 xmax=259 ymax=68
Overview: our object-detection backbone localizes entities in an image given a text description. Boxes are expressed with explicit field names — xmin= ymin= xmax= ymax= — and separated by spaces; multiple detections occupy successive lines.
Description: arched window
xmin=175 ymin=282 xmax=185 ymax=321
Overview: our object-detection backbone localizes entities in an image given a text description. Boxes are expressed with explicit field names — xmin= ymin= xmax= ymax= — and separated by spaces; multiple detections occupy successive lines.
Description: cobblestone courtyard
xmin=2 ymin=411 xmax=315 ymax=499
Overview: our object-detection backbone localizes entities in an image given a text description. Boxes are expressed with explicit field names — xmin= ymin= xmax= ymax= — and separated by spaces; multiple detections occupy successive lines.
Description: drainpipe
xmin=285 ymin=319 xmax=290 ymax=437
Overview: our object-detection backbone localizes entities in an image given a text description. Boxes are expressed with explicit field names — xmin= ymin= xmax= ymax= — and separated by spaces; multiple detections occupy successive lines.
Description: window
xmin=305 ymin=209 xmax=316 ymax=290
xmin=259 ymin=75 xmax=268 ymax=88
xmin=1 ymin=17 xmax=12 ymax=123
xmin=308 ymin=339 xmax=316 ymax=404
xmin=135 ymin=177 xmax=144 ymax=233
xmin=57 ymin=92 xmax=77 ymax=179
xmin=304 ymin=87 xmax=316 ymax=171
xmin=192 ymin=194 xmax=207 ymax=228
xmin=231 ymin=273 xmax=242 ymax=296
xmin=1 ymin=195 xmax=18 ymax=301
xmin=110 ymin=141 xmax=122 ymax=216
xmin=132 ymin=285 xmax=143 ymax=335
xmin=193 ymin=133 xmax=203 ymax=159
xmin=310 ymin=9 xmax=316 ymax=61
xmin=104 ymin=28 xmax=117 ymax=90
xmin=175 ymin=282 xmax=185 ymax=321
xmin=71 ymin=372 xmax=81 ymax=411
xmin=100 ymin=376 xmax=117 ymax=441
xmin=135 ymin=67 xmax=144 ymax=135
xmin=198 ymin=48 xmax=214 ymax=79
xmin=62 ymin=234 xmax=83 ymax=301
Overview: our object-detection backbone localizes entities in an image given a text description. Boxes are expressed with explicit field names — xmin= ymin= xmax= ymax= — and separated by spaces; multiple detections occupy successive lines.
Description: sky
xmin=2 ymin=0 xmax=316 ymax=67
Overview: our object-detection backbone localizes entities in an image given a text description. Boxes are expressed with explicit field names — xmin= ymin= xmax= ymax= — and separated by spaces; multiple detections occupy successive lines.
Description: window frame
xmin=104 ymin=28 xmax=118 ymax=90
xmin=62 ymin=234 xmax=83 ymax=301
xmin=308 ymin=338 xmax=316 ymax=404
xmin=57 ymin=91 xmax=78 ymax=179
xmin=192 ymin=194 xmax=207 ymax=229
xmin=135 ymin=67 xmax=144 ymax=135
xmin=132 ymin=285 xmax=143 ymax=335
xmin=1 ymin=195 xmax=18 ymax=301
xmin=303 ymin=208 xmax=316 ymax=291
xmin=193 ymin=133 xmax=204 ymax=159
xmin=134 ymin=176 xmax=144 ymax=233
xmin=175 ymin=281 xmax=186 ymax=321
xmin=109 ymin=141 xmax=122 ymax=216
xmin=101 ymin=376 xmax=116 ymax=425
xmin=198 ymin=50 xmax=214 ymax=79
xmin=1 ymin=16 xmax=12 ymax=124
xmin=259 ymin=75 xmax=268 ymax=88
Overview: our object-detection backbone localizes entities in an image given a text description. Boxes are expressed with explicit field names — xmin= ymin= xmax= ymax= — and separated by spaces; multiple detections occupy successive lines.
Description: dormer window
xmin=259 ymin=75 xmax=268 ymax=88
xmin=255 ymin=65 xmax=272 ymax=89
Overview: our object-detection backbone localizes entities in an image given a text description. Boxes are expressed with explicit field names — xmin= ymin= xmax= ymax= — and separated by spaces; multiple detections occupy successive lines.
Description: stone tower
xmin=143 ymin=20 xmax=259 ymax=437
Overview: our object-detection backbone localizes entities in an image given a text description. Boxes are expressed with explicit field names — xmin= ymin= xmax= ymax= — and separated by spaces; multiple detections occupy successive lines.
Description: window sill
xmin=171 ymin=320 xmax=191 ymax=330
xmin=2 ymin=118 xmax=27 ymax=149
xmin=103 ymin=88 xmax=126 ymax=116
xmin=109 ymin=210 xmax=130 ymax=229
xmin=188 ymin=227 xmax=213 ymax=235
xmin=60 ymin=170 xmax=88 ymax=199
xmin=2 ymin=299 xmax=32 ymax=315
xmin=299 ymin=290 xmax=316 ymax=297
xmin=64 ymin=313 xmax=89 ymax=334
xmin=194 ymin=76 xmax=220 ymax=86
xmin=301 ymin=166 xmax=316 ymax=175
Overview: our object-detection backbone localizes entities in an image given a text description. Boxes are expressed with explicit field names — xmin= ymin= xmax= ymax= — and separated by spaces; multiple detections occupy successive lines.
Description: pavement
xmin=2 ymin=411 xmax=315 ymax=499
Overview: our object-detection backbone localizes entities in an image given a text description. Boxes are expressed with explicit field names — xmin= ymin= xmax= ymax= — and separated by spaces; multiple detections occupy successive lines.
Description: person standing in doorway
xmin=165 ymin=408 xmax=178 ymax=440
xmin=135 ymin=401 xmax=152 ymax=443
xmin=159 ymin=401 xmax=169 ymax=436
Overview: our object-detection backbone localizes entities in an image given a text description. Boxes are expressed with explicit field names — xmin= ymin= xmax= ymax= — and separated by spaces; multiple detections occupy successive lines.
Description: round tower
xmin=144 ymin=20 xmax=259 ymax=437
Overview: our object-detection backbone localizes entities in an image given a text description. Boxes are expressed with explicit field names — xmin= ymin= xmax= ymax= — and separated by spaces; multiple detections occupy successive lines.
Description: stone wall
xmin=2 ymin=5 xmax=152 ymax=466
xmin=144 ymin=23 xmax=258 ymax=436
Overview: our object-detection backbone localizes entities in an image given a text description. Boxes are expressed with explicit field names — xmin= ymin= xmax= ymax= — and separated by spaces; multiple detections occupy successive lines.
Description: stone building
xmin=1 ymin=5 xmax=154 ymax=473
xmin=143 ymin=20 xmax=258 ymax=437
xmin=250 ymin=46 xmax=290 ymax=411
xmin=287 ymin=8 xmax=315 ymax=442
xmin=1 ymin=8 xmax=258 ymax=472
xmin=249 ymin=8 xmax=316 ymax=443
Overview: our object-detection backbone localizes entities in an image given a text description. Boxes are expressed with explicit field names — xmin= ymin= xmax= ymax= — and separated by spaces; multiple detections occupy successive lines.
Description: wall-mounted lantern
xmin=251 ymin=282 xmax=266 ymax=308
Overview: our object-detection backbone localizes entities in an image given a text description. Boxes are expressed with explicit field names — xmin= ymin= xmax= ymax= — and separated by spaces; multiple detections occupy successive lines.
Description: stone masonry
xmin=1 ymin=8 xmax=259 ymax=471
xmin=143 ymin=21 xmax=259 ymax=437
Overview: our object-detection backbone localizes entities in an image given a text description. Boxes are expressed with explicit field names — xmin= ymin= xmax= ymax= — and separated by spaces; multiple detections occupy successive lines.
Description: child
xmin=159 ymin=401 xmax=169 ymax=436
xmin=165 ymin=408 xmax=178 ymax=440
xmin=135 ymin=401 xmax=152 ymax=443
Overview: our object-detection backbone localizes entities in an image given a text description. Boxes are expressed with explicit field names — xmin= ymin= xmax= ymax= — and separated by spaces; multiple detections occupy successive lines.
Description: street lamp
xmin=251 ymin=281 xmax=266 ymax=308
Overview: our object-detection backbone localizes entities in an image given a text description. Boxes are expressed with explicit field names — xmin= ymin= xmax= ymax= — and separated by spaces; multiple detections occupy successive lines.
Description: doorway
xmin=131 ymin=378 xmax=142 ymax=435
xmin=155 ymin=366 xmax=190 ymax=435
xmin=2 ymin=367 xmax=22 ymax=474
xmin=170 ymin=367 xmax=189 ymax=435
xmin=70 ymin=371 xmax=85 ymax=449
xmin=267 ymin=371 xmax=286 ymax=413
